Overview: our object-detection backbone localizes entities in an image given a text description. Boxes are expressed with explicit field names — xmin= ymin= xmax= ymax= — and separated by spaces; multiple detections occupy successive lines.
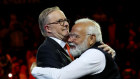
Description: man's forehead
xmin=48 ymin=10 xmax=66 ymax=21
xmin=71 ymin=26 xmax=86 ymax=35
xmin=74 ymin=21 xmax=94 ymax=27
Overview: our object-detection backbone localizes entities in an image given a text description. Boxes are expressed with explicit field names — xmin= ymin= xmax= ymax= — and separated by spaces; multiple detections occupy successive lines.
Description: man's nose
xmin=64 ymin=22 xmax=69 ymax=28
xmin=68 ymin=36 xmax=75 ymax=43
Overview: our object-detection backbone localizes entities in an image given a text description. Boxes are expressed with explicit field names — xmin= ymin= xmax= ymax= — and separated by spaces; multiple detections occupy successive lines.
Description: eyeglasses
xmin=47 ymin=19 xmax=70 ymax=26
xmin=69 ymin=33 xmax=93 ymax=40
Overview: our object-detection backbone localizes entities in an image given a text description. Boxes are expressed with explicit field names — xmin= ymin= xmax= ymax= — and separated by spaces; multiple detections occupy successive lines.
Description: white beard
xmin=70 ymin=38 xmax=88 ymax=57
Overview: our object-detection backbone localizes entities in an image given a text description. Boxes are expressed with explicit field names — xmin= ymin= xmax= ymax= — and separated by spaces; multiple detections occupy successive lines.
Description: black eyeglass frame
xmin=47 ymin=19 xmax=70 ymax=26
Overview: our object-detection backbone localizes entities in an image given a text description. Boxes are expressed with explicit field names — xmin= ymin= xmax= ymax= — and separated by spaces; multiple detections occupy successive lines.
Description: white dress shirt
xmin=50 ymin=37 xmax=70 ymax=55
xmin=50 ymin=37 xmax=66 ymax=48
xmin=32 ymin=48 xmax=106 ymax=79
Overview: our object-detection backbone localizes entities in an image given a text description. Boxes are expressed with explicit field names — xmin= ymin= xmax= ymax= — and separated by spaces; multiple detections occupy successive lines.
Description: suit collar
xmin=44 ymin=37 xmax=72 ymax=62
xmin=49 ymin=37 xmax=66 ymax=48
xmin=45 ymin=37 xmax=69 ymax=56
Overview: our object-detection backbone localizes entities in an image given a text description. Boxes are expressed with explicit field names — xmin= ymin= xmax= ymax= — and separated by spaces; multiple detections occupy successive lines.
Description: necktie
xmin=65 ymin=43 xmax=74 ymax=61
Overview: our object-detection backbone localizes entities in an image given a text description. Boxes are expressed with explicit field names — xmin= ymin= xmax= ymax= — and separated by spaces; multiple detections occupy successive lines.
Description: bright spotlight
xmin=8 ymin=73 xmax=12 ymax=78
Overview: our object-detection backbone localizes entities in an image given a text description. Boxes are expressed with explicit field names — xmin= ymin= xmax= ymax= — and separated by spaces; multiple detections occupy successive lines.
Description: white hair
xmin=75 ymin=18 xmax=103 ymax=42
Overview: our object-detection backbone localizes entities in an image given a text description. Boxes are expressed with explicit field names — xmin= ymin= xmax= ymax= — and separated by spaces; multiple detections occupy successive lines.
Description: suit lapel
xmin=46 ymin=37 xmax=72 ymax=62
xmin=56 ymin=49 xmax=72 ymax=62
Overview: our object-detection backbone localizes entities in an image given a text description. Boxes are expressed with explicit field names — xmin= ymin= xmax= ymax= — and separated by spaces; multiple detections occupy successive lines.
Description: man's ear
xmin=89 ymin=35 xmax=96 ymax=45
xmin=45 ymin=25 xmax=51 ymax=33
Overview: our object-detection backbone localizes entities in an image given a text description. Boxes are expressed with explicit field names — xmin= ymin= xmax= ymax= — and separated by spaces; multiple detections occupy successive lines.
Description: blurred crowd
xmin=0 ymin=13 xmax=40 ymax=79
xmin=0 ymin=0 xmax=140 ymax=79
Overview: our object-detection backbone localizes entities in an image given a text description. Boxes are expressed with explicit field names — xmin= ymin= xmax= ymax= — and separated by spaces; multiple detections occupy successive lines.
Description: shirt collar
xmin=50 ymin=37 xmax=66 ymax=48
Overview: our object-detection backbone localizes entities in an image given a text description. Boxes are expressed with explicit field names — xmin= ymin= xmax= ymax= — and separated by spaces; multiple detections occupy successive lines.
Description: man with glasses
xmin=36 ymin=6 xmax=116 ymax=71
xmin=37 ymin=6 xmax=72 ymax=68
xmin=32 ymin=18 xmax=121 ymax=79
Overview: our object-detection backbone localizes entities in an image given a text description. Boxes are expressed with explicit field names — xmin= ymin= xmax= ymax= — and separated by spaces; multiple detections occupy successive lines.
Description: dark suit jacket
xmin=37 ymin=37 xmax=72 ymax=68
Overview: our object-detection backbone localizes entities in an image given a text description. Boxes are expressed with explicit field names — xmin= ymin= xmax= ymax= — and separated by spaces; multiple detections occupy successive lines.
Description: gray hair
xmin=75 ymin=18 xmax=103 ymax=42
xmin=38 ymin=6 xmax=60 ymax=37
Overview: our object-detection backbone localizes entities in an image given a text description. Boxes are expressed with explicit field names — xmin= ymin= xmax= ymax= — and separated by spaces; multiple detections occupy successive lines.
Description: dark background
xmin=0 ymin=0 xmax=140 ymax=79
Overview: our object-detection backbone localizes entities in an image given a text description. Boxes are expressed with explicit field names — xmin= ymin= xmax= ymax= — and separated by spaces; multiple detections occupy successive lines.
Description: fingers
xmin=98 ymin=44 xmax=107 ymax=48
xmin=103 ymin=47 xmax=110 ymax=51
xmin=108 ymin=49 xmax=116 ymax=58
xmin=98 ymin=42 xmax=105 ymax=47
xmin=98 ymin=44 xmax=110 ymax=51
xmin=111 ymin=50 xmax=116 ymax=58
xmin=108 ymin=50 xmax=112 ymax=54
xmin=98 ymin=43 xmax=116 ymax=58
